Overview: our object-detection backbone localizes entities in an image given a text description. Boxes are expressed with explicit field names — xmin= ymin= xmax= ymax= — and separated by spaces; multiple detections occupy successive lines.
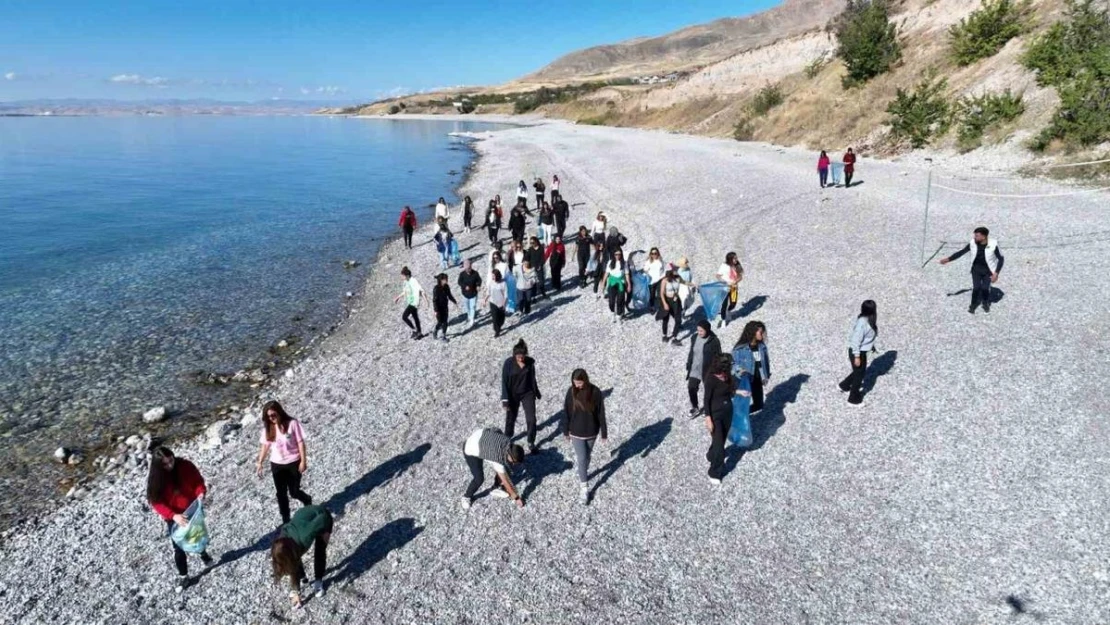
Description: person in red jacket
xmin=817 ymin=151 xmax=831 ymax=188
xmin=842 ymin=147 xmax=857 ymax=188
xmin=147 ymin=446 xmax=213 ymax=592
xmin=544 ymin=235 xmax=567 ymax=291
xmin=398 ymin=206 xmax=418 ymax=249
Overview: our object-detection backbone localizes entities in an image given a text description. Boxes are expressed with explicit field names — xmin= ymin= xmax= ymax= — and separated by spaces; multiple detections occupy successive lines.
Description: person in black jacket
xmin=526 ymin=236 xmax=547 ymax=299
xmin=574 ymin=226 xmax=593 ymax=289
xmin=703 ymin=354 xmax=735 ymax=484
xmin=561 ymin=369 xmax=607 ymax=505
xmin=483 ymin=199 xmax=501 ymax=245
xmin=431 ymin=273 xmax=458 ymax=342
xmin=508 ymin=206 xmax=526 ymax=243
xmin=603 ymin=226 xmax=626 ymax=267
xmin=457 ymin=260 xmax=482 ymax=330
xmin=501 ymin=339 xmax=542 ymax=454
xmin=685 ymin=320 xmax=721 ymax=417
xmin=553 ymin=196 xmax=569 ymax=239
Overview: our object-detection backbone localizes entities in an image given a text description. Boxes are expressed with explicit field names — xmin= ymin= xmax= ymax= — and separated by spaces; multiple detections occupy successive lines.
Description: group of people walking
xmin=816 ymin=147 xmax=857 ymax=188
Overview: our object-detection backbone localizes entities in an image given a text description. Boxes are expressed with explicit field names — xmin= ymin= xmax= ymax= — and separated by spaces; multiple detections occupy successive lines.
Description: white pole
xmin=920 ymin=158 xmax=933 ymax=267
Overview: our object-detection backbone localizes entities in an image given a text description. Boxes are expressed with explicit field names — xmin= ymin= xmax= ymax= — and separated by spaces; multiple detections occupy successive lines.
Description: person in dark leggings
xmin=605 ymin=249 xmax=630 ymax=321
xmin=527 ymin=236 xmax=547 ymax=299
xmin=715 ymin=252 xmax=744 ymax=328
xmin=461 ymin=427 xmax=525 ymax=509
xmin=397 ymin=206 xmax=417 ymax=249
xmin=255 ymin=400 xmax=313 ymax=524
xmin=574 ymin=226 xmax=592 ymax=288
xmin=147 ymin=446 xmax=213 ymax=593
xmin=703 ymin=354 xmax=736 ymax=484
xmin=462 ymin=195 xmax=474 ymax=232
xmin=685 ymin=320 xmax=721 ymax=417
xmin=657 ymin=270 xmax=683 ymax=344
xmin=394 ymin=267 xmax=429 ymax=339
xmin=431 ymin=272 xmax=458 ymax=342
xmin=732 ymin=321 xmax=770 ymax=413
xmin=546 ymin=235 xmax=566 ymax=291
xmin=484 ymin=269 xmax=508 ymax=338
xmin=939 ymin=226 xmax=1004 ymax=314
xmin=271 ymin=505 xmax=333 ymax=608
xmin=562 ymin=369 xmax=607 ymax=505
xmin=484 ymin=200 xmax=501 ymax=244
xmin=839 ymin=300 xmax=877 ymax=405
xmin=591 ymin=242 xmax=606 ymax=296
xmin=501 ymin=339 xmax=542 ymax=454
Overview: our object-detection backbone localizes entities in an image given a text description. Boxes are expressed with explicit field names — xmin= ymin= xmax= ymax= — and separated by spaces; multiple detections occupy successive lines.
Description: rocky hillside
xmin=517 ymin=0 xmax=843 ymax=84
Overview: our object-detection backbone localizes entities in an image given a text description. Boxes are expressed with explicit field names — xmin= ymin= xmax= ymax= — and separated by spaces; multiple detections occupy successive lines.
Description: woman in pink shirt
xmin=255 ymin=400 xmax=312 ymax=523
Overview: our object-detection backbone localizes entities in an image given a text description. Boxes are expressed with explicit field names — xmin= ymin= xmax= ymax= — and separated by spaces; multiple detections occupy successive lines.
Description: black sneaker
xmin=670 ymin=337 xmax=681 ymax=345
xmin=528 ymin=444 xmax=538 ymax=455
xmin=688 ymin=407 xmax=700 ymax=417
xmin=200 ymin=552 xmax=214 ymax=568
xmin=983 ymin=303 xmax=991 ymax=313
xmin=968 ymin=305 xmax=976 ymax=314
xmin=662 ymin=336 xmax=669 ymax=343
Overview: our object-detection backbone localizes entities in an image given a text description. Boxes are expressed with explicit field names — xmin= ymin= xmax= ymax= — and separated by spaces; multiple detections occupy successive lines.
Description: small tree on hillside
xmin=949 ymin=0 xmax=1032 ymax=66
xmin=835 ymin=0 xmax=903 ymax=88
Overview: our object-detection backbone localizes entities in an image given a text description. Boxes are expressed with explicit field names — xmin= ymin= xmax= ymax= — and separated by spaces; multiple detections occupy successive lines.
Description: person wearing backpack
xmin=147 ymin=446 xmax=213 ymax=593
xmin=254 ymin=400 xmax=313 ymax=524
xmin=397 ymin=206 xmax=418 ymax=250
xmin=271 ymin=504 xmax=333 ymax=608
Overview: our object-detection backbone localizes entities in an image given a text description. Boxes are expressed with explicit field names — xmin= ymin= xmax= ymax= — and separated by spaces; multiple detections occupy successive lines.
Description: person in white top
xmin=434 ymin=197 xmax=449 ymax=224
xmin=590 ymin=212 xmax=608 ymax=246
xmin=714 ymin=252 xmax=744 ymax=328
xmin=516 ymin=181 xmax=529 ymax=211
xmin=551 ymin=174 xmax=560 ymax=201
xmin=643 ymin=247 xmax=666 ymax=314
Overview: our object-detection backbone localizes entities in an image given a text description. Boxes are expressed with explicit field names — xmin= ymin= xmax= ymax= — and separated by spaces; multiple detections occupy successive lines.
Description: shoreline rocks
xmin=141 ymin=406 xmax=166 ymax=424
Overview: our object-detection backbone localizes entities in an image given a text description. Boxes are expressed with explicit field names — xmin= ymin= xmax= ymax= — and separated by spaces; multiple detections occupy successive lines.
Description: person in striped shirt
xmin=461 ymin=427 xmax=525 ymax=510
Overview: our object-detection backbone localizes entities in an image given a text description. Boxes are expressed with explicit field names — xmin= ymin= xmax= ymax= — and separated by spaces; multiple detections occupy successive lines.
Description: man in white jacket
xmin=939 ymin=226 xmax=1005 ymax=314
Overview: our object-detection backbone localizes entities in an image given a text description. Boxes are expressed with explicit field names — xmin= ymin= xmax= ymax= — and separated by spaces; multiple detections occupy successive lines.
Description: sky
xmin=0 ymin=0 xmax=780 ymax=103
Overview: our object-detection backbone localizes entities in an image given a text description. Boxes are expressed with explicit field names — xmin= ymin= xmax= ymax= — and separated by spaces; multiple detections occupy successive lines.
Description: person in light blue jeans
xmin=456 ymin=259 xmax=482 ymax=329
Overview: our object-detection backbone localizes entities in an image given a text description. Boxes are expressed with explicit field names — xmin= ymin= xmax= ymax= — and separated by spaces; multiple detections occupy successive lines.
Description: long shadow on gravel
xmin=518 ymin=447 xmax=574 ymax=499
xmin=588 ymin=417 xmax=673 ymax=497
xmin=324 ymin=443 xmax=432 ymax=517
xmin=329 ymin=518 xmax=425 ymax=586
xmin=725 ymin=374 xmax=809 ymax=476
xmin=736 ymin=295 xmax=768 ymax=318
xmin=211 ymin=527 xmax=281 ymax=570
xmin=863 ymin=350 xmax=898 ymax=394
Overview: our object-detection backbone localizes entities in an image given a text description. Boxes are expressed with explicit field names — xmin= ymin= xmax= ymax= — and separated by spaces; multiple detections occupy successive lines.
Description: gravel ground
xmin=1 ymin=122 xmax=1107 ymax=624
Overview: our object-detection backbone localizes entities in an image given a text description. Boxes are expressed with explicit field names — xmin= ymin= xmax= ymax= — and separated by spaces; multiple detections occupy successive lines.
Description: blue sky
xmin=0 ymin=0 xmax=779 ymax=102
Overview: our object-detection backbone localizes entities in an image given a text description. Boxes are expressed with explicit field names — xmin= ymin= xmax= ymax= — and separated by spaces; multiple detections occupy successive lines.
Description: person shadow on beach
xmin=589 ymin=417 xmax=673 ymax=499
xmin=327 ymin=517 xmax=425 ymax=588
xmin=324 ymin=443 xmax=432 ymax=517
xmin=724 ymin=374 xmax=809 ymax=476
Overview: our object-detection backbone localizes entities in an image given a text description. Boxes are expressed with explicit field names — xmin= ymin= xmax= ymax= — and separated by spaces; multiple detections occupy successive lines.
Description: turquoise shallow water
xmin=0 ymin=116 xmax=501 ymax=518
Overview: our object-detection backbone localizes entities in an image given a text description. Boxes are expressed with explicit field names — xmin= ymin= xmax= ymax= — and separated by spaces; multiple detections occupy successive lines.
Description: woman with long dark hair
xmin=575 ymin=226 xmax=592 ymax=289
xmin=732 ymin=321 xmax=770 ymax=413
xmin=484 ymin=268 xmax=508 ymax=337
xmin=545 ymin=234 xmax=566 ymax=291
xmin=605 ymin=248 xmax=631 ymax=322
xmin=271 ymin=505 xmax=333 ymax=608
xmin=255 ymin=400 xmax=313 ymax=524
xmin=591 ymin=241 xmax=606 ymax=297
xmin=147 ymin=446 xmax=212 ymax=592
xmin=484 ymin=199 xmax=501 ymax=244
xmin=715 ymin=252 xmax=744 ymax=328
xmin=643 ymin=247 xmax=665 ymax=315
xmin=526 ymin=236 xmax=547 ymax=300
xmin=397 ymin=205 xmax=417 ymax=249
xmin=839 ymin=300 xmax=877 ymax=405
xmin=462 ymin=196 xmax=474 ymax=232
xmin=508 ymin=206 xmax=526 ymax=243
xmin=703 ymin=354 xmax=736 ymax=484
xmin=517 ymin=180 xmax=529 ymax=211
xmin=657 ymin=269 xmax=683 ymax=344
xmin=817 ymin=150 xmax=830 ymax=188
xmin=561 ymin=369 xmax=607 ymax=505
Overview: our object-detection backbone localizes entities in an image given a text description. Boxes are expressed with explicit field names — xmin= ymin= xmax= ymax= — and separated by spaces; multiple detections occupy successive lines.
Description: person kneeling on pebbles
xmin=271 ymin=504 xmax=333 ymax=609
xmin=461 ymin=427 xmax=526 ymax=510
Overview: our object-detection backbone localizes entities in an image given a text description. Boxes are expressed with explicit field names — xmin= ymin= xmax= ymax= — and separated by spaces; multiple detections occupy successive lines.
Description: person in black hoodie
xmin=431 ymin=273 xmax=458 ymax=342
xmin=685 ymin=320 xmax=721 ymax=417
xmin=603 ymin=226 xmax=627 ymax=267
xmin=562 ymin=369 xmax=607 ymax=505
xmin=501 ymin=339 xmax=542 ymax=454
xmin=553 ymin=195 xmax=570 ymax=239
xmin=574 ymin=226 xmax=593 ymax=289
xmin=703 ymin=354 xmax=735 ymax=484
xmin=508 ymin=205 xmax=527 ymax=243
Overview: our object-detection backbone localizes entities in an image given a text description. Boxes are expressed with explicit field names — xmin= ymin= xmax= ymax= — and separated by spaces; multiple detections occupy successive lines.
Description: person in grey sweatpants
xmin=561 ymin=369 xmax=607 ymax=505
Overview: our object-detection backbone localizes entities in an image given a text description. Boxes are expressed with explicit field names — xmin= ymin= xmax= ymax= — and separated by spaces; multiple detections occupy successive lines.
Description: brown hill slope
xmin=519 ymin=0 xmax=843 ymax=84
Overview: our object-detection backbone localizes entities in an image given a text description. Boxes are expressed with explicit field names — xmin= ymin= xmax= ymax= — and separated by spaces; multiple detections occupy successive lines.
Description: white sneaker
xmin=709 ymin=477 xmax=722 ymax=485
xmin=313 ymin=580 xmax=325 ymax=597
xmin=461 ymin=496 xmax=472 ymax=510
xmin=579 ymin=484 xmax=589 ymax=505
xmin=490 ymin=489 xmax=510 ymax=499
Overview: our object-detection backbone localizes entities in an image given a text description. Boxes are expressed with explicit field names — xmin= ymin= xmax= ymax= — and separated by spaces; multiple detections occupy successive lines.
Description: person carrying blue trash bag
xmin=147 ymin=446 xmax=214 ymax=593
xmin=698 ymin=281 xmax=728 ymax=326
xmin=434 ymin=223 xmax=454 ymax=270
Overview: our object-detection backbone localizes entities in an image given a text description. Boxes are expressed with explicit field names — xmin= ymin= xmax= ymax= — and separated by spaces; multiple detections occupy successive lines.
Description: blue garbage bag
xmin=830 ymin=162 xmax=844 ymax=186
xmin=631 ymin=272 xmax=651 ymax=310
xmin=170 ymin=498 xmax=210 ymax=554
xmin=699 ymin=281 xmax=728 ymax=321
xmin=728 ymin=376 xmax=753 ymax=448
xmin=505 ymin=273 xmax=517 ymax=314
xmin=448 ymin=239 xmax=461 ymax=266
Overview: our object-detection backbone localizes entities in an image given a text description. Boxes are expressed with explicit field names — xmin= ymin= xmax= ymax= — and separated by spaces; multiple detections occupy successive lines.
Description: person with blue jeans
xmin=839 ymin=300 xmax=877 ymax=406
xmin=457 ymin=260 xmax=482 ymax=329
xmin=939 ymin=226 xmax=1004 ymax=314
xmin=732 ymin=321 xmax=771 ymax=413
xmin=434 ymin=224 xmax=453 ymax=270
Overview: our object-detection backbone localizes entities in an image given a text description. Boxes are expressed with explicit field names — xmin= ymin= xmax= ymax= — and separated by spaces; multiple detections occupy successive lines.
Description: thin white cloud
xmin=4 ymin=72 xmax=16 ymax=81
xmin=108 ymin=73 xmax=170 ymax=87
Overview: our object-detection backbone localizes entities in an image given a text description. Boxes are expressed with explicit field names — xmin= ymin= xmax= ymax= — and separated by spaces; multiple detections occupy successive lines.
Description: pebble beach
xmin=0 ymin=119 xmax=1107 ymax=624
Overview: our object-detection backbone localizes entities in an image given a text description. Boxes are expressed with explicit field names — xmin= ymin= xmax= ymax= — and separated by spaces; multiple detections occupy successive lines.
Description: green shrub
xmin=751 ymin=84 xmax=785 ymax=116
xmin=1022 ymin=0 xmax=1110 ymax=148
xmin=834 ymin=0 xmax=903 ymax=88
xmin=949 ymin=0 xmax=1031 ymax=66
xmin=804 ymin=55 xmax=830 ymax=79
xmin=733 ymin=118 xmax=755 ymax=141
xmin=956 ymin=90 xmax=1025 ymax=150
xmin=886 ymin=74 xmax=952 ymax=147
xmin=387 ymin=104 xmax=401 ymax=115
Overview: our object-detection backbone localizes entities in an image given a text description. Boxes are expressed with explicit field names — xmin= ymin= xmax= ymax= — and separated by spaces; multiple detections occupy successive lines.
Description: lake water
xmin=0 ymin=115 xmax=502 ymax=525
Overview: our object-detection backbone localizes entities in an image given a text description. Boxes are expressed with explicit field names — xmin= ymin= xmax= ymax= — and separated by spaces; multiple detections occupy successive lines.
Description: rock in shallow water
xmin=141 ymin=407 xmax=166 ymax=424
